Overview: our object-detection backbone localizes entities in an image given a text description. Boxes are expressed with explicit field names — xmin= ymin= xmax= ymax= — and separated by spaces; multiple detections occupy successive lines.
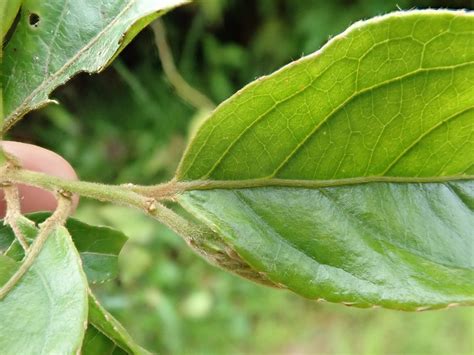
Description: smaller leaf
xmin=0 ymin=212 xmax=128 ymax=283
xmin=88 ymin=291 xmax=150 ymax=355
xmin=64 ymin=215 xmax=128 ymax=284
xmin=0 ymin=226 xmax=89 ymax=353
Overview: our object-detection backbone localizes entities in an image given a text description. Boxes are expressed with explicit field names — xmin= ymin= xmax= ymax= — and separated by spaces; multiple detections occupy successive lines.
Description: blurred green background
xmin=9 ymin=0 xmax=474 ymax=354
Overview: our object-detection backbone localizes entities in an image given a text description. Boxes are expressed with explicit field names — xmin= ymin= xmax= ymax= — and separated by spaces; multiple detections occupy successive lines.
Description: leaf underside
xmin=180 ymin=181 xmax=474 ymax=311
xmin=1 ymin=0 xmax=189 ymax=132
xmin=0 ymin=227 xmax=88 ymax=353
xmin=0 ymin=216 xmax=144 ymax=353
xmin=175 ymin=10 xmax=474 ymax=310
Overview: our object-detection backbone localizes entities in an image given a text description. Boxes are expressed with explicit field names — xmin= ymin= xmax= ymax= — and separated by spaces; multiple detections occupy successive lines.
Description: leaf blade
xmin=2 ymin=0 xmax=189 ymax=131
xmin=180 ymin=181 xmax=474 ymax=310
xmin=177 ymin=10 xmax=474 ymax=181
xmin=0 ymin=227 xmax=89 ymax=353
xmin=0 ymin=213 xmax=128 ymax=283
xmin=175 ymin=10 xmax=474 ymax=310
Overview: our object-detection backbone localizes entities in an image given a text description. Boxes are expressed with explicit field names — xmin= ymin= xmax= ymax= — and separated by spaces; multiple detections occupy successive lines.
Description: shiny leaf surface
xmin=176 ymin=10 xmax=474 ymax=310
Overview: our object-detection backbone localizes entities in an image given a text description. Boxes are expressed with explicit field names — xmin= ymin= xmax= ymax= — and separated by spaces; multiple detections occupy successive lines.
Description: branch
xmin=0 ymin=168 xmax=203 ymax=250
xmin=2 ymin=184 xmax=29 ymax=251
xmin=0 ymin=193 xmax=72 ymax=300
xmin=151 ymin=19 xmax=215 ymax=111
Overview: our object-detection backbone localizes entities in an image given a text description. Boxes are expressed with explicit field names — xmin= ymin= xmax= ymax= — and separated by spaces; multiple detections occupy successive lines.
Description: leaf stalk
xmin=0 ymin=193 xmax=72 ymax=300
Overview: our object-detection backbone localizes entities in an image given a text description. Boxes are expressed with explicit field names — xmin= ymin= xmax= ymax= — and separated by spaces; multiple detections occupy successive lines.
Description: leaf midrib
xmin=169 ymin=174 xmax=474 ymax=197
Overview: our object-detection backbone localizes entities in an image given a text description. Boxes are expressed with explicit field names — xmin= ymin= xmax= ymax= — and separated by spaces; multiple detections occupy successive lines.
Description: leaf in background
xmin=175 ymin=10 xmax=474 ymax=310
xmin=1 ymin=0 xmax=190 ymax=132
xmin=87 ymin=291 xmax=150 ymax=354
xmin=0 ymin=226 xmax=88 ymax=353
xmin=0 ymin=213 xmax=128 ymax=283
xmin=68 ymin=217 xmax=128 ymax=284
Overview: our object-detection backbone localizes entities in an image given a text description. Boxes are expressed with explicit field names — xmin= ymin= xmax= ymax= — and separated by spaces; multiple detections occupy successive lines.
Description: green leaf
xmin=88 ymin=291 xmax=150 ymax=354
xmin=0 ymin=218 xmax=145 ymax=352
xmin=59 ymin=215 xmax=128 ymax=284
xmin=0 ymin=226 xmax=89 ymax=353
xmin=1 ymin=0 xmax=190 ymax=132
xmin=0 ymin=213 xmax=128 ymax=283
xmin=175 ymin=10 xmax=474 ymax=310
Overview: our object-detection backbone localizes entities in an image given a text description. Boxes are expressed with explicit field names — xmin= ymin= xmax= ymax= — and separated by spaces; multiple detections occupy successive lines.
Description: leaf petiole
xmin=0 ymin=193 xmax=72 ymax=299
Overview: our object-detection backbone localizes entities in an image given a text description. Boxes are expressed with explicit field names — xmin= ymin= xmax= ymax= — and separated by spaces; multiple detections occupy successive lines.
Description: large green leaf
xmin=1 ymin=0 xmax=189 ymax=132
xmin=175 ymin=10 xmax=474 ymax=310
xmin=0 ymin=213 xmax=128 ymax=283
xmin=0 ymin=226 xmax=89 ymax=353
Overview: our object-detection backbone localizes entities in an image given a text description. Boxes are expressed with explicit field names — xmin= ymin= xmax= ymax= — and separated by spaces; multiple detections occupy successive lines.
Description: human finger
xmin=0 ymin=141 xmax=79 ymax=218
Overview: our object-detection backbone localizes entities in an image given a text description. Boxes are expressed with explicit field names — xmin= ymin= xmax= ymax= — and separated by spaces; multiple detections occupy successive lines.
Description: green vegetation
xmin=177 ymin=10 xmax=473 ymax=310
xmin=2 ymin=0 xmax=473 ymax=353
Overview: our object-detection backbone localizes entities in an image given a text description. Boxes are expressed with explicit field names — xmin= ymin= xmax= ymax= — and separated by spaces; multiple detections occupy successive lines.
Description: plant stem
xmin=0 ymin=168 xmax=201 ymax=245
xmin=151 ymin=19 xmax=215 ymax=111
xmin=2 ymin=184 xmax=29 ymax=251
xmin=0 ymin=194 xmax=71 ymax=300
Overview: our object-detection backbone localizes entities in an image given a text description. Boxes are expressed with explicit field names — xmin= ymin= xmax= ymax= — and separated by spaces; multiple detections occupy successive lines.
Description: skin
xmin=0 ymin=141 xmax=79 ymax=217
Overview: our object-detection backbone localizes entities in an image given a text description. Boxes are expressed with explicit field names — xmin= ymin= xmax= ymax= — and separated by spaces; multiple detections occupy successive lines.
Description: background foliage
xmin=7 ymin=0 xmax=474 ymax=353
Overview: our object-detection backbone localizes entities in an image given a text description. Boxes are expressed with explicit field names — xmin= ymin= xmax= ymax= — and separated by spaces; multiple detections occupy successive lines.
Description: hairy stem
xmin=3 ymin=166 xmax=472 ymax=204
xmin=0 ymin=168 xmax=201 ymax=245
xmin=2 ymin=184 xmax=29 ymax=251
xmin=0 ymin=194 xmax=72 ymax=300
xmin=3 ymin=165 xmax=468 ymax=257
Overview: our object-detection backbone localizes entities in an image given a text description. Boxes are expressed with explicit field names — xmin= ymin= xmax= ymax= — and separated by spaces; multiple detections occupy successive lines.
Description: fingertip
xmin=2 ymin=141 xmax=78 ymax=181
xmin=0 ymin=141 xmax=79 ymax=217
